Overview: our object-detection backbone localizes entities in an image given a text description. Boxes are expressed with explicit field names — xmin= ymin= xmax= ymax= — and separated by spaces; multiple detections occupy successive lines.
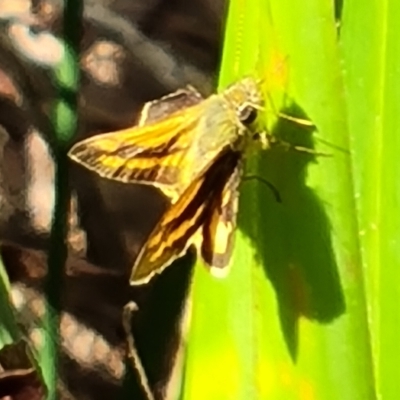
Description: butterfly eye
xmin=238 ymin=105 xmax=257 ymax=125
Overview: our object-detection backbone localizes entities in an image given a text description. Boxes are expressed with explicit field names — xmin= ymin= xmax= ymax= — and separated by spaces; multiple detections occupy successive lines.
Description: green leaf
xmin=183 ymin=0 xmax=383 ymax=399
xmin=341 ymin=0 xmax=400 ymax=398
xmin=23 ymin=2 xmax=82 ymax=398
xmin=0 ymin=258 xmax=20 ymax=346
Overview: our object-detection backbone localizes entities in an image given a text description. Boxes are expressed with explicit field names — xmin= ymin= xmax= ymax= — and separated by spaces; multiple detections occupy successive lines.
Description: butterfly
xmin=68 ymin=77 xmax=266 ymax=285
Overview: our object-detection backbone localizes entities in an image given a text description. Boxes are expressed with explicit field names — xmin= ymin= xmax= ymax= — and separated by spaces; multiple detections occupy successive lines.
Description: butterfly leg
xmin=273 ymin=138 xmax=331 ymax=157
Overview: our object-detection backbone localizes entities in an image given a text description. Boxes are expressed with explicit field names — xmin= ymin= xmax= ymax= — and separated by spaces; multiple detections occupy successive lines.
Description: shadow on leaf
xmin=239 ymin=102 xmax=345 ymax=360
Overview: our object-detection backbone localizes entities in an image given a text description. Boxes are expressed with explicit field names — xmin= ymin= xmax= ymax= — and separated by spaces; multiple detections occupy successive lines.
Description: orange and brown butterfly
xmin=68 ymin=77 xmax=266 ymax=285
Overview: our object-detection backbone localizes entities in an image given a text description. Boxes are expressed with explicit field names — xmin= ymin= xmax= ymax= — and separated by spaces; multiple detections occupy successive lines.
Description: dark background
xmin=0 ymin=0 xmax=226 ymax=398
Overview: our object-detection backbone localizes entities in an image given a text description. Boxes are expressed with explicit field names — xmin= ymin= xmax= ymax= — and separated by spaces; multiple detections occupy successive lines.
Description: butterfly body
xmin=68 ymin=77 xmax=264 ymax=284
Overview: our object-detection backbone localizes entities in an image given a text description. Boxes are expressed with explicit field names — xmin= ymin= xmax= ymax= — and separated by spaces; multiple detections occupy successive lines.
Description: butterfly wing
xmin=200 ymin=163 xmax=241 ymax=277
xmin=69 ymin=82 xmax=252 ymax=202
xmin=138 ymin=86 xmax=203 ymax=126
xmin=130 ymin=150 xmax=240 ymax=285
xmin=69 ymin=110 xmax=197 ymax=180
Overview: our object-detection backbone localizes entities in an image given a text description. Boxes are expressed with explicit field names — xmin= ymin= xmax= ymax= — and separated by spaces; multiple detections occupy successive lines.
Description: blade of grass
xmin=0 ymin=259 xmax=20 ymax=345
xmin=184 ymin=0 xmax=375 ymax=399
xmin=39 ymin=1 xmax=82 ymax=398
xmin=183 ymin=0 xmax=285 ymax=398
xmin=183 ymin=1 xmax=269 ymax=398
xmin=341 ymin=0 xmax=400 ymax=398
xmin=255 ymin=1 xmax=375 ymax=398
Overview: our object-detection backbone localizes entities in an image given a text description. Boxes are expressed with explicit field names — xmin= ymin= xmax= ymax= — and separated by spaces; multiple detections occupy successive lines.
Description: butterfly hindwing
xmin=130 ymin=151 xmax=241 ymax=285
xmin=201 ymin=163 xmax=241 ymax=276
xmin=130 ymin=164 xmax=210 ymax=284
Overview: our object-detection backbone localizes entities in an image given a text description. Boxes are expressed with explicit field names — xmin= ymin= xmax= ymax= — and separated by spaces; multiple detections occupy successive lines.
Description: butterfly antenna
xmin=243 ymin=175 xmax=281 ymax=203
xmin=122 ymin=302 xmax=155 ymax=400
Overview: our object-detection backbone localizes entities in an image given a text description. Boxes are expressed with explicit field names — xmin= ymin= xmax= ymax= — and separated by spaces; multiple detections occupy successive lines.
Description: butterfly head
xmin=222 ymin=77 xmax=264 ymax=127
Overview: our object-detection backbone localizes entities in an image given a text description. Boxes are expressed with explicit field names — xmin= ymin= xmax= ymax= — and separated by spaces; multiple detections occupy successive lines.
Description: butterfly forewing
xmin=138 ymin=86 xmax=204 ymax=126
xmin=69 ymin=79 xmax=261 ymax=203
xmin=68 ymin=107 xmax=201 ymax=198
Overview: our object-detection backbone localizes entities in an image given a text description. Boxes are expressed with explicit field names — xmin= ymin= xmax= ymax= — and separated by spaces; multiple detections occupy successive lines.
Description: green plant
xmin=183 ymin=0 xmax=398 ymax=399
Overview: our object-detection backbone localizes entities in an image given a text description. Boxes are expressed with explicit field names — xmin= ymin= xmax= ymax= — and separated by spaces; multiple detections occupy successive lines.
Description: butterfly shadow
xmin=239 ymin=102 xmax=345 ymax=361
